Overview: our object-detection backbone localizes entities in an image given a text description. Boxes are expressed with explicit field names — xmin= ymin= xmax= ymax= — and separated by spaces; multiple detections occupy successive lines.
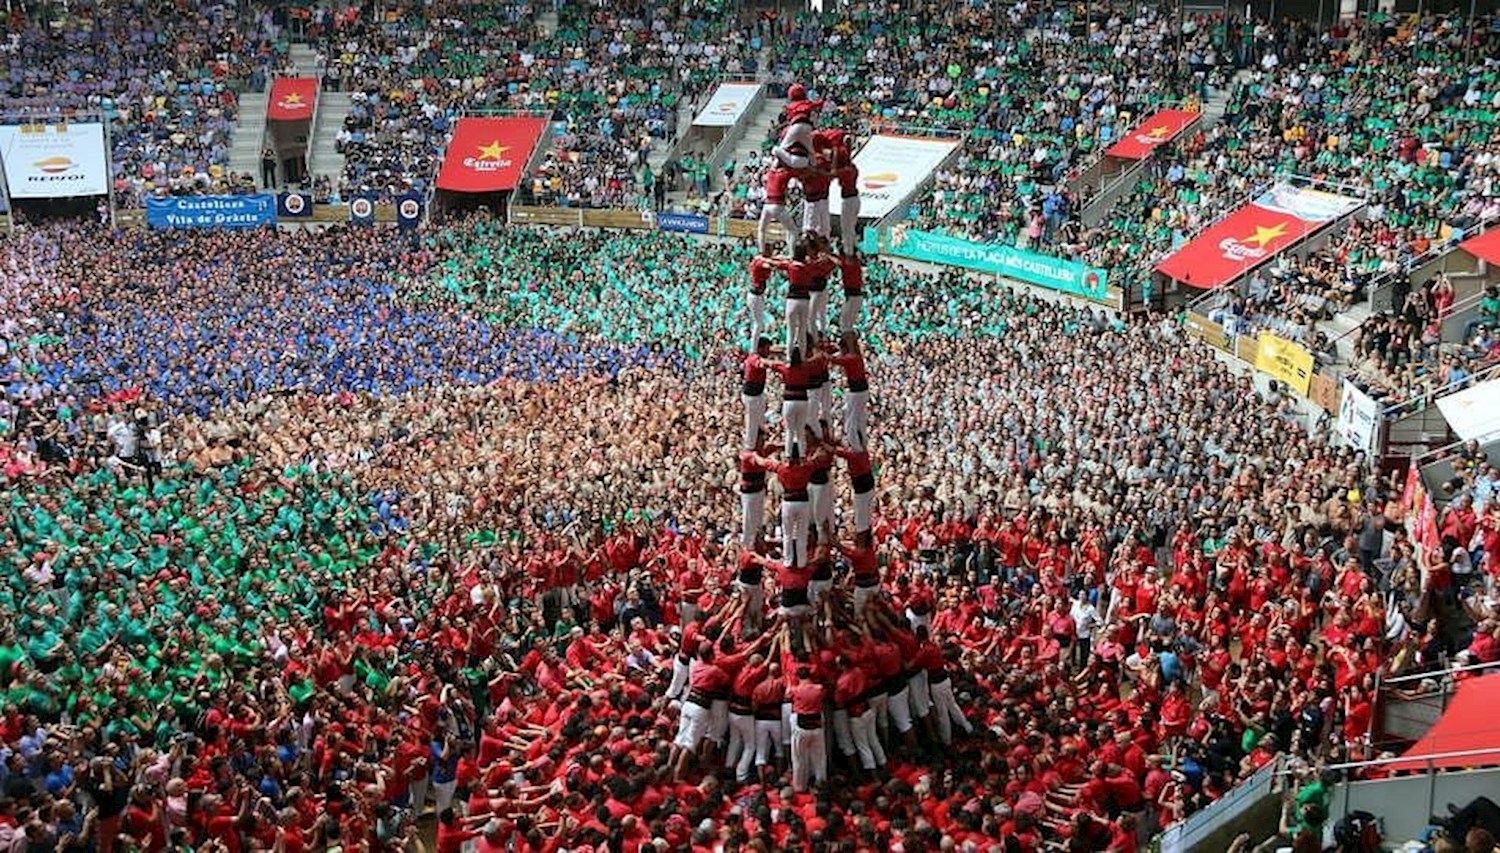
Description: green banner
xmin=876 ymin=227 xmax=1109 ymax=302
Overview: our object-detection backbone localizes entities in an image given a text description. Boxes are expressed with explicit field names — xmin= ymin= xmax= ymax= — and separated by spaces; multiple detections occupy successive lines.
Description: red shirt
xmin=788 ymin=680 xmax=825 ymax=715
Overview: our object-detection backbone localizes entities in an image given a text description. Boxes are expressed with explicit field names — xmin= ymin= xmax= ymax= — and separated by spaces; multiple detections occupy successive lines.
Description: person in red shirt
xmin=741 ymin=337 xmax=775 ymax=452
xmin=747 ymin=255 xmax=775 ymax=348
xmin=765 ymin=241 xmax=835 ymax=361
xmin=748 ymin=438 xmax=830 ymax=571
xmin=786 ymin=664 xmax=827 ymax=792
xmin=767 ymin=342 xmax=823 ymax=457
xmin=751 ymin=661 xmax=787 ymax=782
xmin=833 ymin=652 xmax=884 ymax=773
xmin=837 ymin=254 xmax=864 ymax=333
xmin=830 ymin=332 xmax=870 ymax=450
xmin=844 ymin=529 xmax=881 ymax=618
xmin=812 ymin=127 xmax=859 ymax=252
xmin=671 ymin=643 xmax=728 ymax=781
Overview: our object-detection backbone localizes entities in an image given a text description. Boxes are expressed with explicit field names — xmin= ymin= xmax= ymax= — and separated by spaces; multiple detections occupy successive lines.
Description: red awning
xmin=1104 ymin=109 xmax=1201 ymax=160
xmin=1459 ymin=227 xmax=1500 ymax=266
xmin=435 ymin=117 xmax=549 ymax=193
xmin=267 ymin=77 xmax=317 ymax=122
xmin=1155 ymin=202 xmax=1319 ymax=289
xmin=1383 ymin=673 xmax=1500 ymax=773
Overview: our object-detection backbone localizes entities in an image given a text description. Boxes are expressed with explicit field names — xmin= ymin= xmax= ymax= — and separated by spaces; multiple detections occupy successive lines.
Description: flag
xmin=277 ymin=191 xmax=313 ymax=218
xmin=349 ymin=194 xmax=376 ymax=227
xmin=267 ymin=78 xmax=318 ymax=122
xmin=1103 ymin=110 xmax=1200 ymax=160
xmin=395 ymin=192 xmax=422 ymax=230
xmin=435 ymin=117 xmax=548 ymax=193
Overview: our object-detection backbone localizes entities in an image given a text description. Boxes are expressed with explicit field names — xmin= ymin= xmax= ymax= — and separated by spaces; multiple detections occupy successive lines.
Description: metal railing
xmin=1379 ymin=360 xmax=1500 ymax=418
xmin=1288 ymin=747 xmax=1500 ymax=777
xmin=1359 ymin=211 xmax=1500 ymax=318
xmin=1156 ymin=755 xmax=1283 ymax=853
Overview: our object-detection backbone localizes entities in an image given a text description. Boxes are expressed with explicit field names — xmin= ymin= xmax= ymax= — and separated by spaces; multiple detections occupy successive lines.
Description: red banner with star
xmin=267 ymin=77 xmax=317 ymax=122
xmin=435 ymin=117 xmax=549 ymax=193
xmin=1103 ymin=109 xmax=1200 ymax=160
xmin=1156 ymin=184 xmax=1364 ymax=289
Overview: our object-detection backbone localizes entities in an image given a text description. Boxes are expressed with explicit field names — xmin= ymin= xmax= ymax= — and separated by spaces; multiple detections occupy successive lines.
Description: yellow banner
xmin=1254 ymin=333 xmax=1315 ymax=396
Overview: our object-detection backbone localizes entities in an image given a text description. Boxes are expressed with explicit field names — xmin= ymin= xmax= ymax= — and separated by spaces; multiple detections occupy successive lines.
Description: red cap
xmin=788 ymin=83 xmax=808 ymax=101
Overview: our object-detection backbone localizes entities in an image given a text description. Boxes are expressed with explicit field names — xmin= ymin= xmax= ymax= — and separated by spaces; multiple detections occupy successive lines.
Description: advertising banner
xmin=435 ymin=117 xmax=549 ymax=193
xmin=145 ymin=194 xmax=277 ymax=229
xmin=656 ymin=212 xmax=709 ymax=234
xmin=1436 ymin=378 xmax=1500 ymax=442
xmin=692 ymin=83 xmax=762 ymax=128
xmin=1253 ymin=332 xmax=1315 ymax=396
xmin=1336 ymin=379 xmax=1382 ymax=454
xmin=884 ymin=227 xmax=1110 ymax=302
xmin=1103 ymin=109 xmax=1200 ymax=160
xmin=1156 ymin=183 xmax=1363 ymax=288
xmin=0 ymin=122 xmax=109 ymax=198
xmin=832 ymin=134 xmax=960 ymax=219
xmin=267 ymin=77 xmax=317 ymax=122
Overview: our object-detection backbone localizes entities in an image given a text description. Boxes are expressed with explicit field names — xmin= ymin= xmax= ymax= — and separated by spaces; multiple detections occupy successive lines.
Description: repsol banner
xmin=0 ymin=123 xmax=109 ymax=198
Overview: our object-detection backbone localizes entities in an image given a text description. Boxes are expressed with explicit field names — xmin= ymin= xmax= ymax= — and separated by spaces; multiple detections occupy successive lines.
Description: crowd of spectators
xmin=0 ymin=0 xmax=289 ymax=208
xmin=1 ymin=215 xmax=1497 ymax=852
xmin=305 ymin=0 xmax=748 ymax=204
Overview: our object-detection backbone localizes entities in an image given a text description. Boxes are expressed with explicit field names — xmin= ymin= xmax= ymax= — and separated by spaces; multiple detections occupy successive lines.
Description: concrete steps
xmin=308 ymin=91 xmax=351 ymax=186
xmin=229 ymin=91 xmax=268 ymax=187
xmin=717 ymin=97 xmax=786 ymax=190
xmin=288 ymin=43 xmax=319 ymax=76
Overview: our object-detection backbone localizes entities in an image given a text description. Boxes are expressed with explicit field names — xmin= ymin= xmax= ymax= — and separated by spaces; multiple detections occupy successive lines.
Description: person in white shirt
xmin=1070 ymin=590 xmax=1102 ymax=669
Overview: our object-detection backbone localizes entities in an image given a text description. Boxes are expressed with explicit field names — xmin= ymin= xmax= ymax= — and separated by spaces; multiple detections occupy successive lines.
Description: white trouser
xmin=791 ymin=724 xmax=826 ymax=792
xmin=759 ymin=203 xmax=798 ymax=252
xmin=708 ymin=699 xmax=729 ymax=744
xmin=737 ymin=576 xmax=764 ymax=616
xmin=852 ymin=486 xmax=874 ymax=533
xmin=853 ymin=582 xmax=880 ymax=617
xmin=675 ymin=700 xmax=711 ymax=748
xmin=781 ymin=702 xmax=793 ymax=747
xmin=433 ymin=778 xmax=457 ymax=816
xmin=852 ymin=708 xmax=886 ymax=770
xmin=784 ymin=297 xmax=810 ymax=357
xmin=802 ymin=196 xmax=829 ymax=237
xmin=832 ymin=709 xmax=855 ymax=757
xmin=774 ymin=124 xmax=813 ymax=170
xmin=839 ymin=292 xmax=864 ymax=334
xmin=741 ymin=489 xmax=766 ymax=548
xmin=839 ymin=194 xmax=860 ymax=253
xmin=781 ymin=398 xmax=810 ymax=455
xmin=726 ymin=712 xmax=756 ymax=780
xmin=810 ymin=288 xmax=830 ymax=337
xmin=809 ymin=577 xmax=833 ymax=607
xmin=907 ymin=609 xmax=932 ymax=633
xmin=666 ymin=656 xmax=691 ymax=701
xmin=887 ymin=684 xmax=913 ymax=734
xmin=408 ymin=774 xmax=429 ymax=816
xmin=754 ymin=717 xmax=783 ymax=766
xmin=781 ymin=498 xmax=810 ymax=568
xmin=742 ymin=392 xmax=767 ymax=450
xmin=809 ymin=481 xmax=831 ymax=539
xmin=813 ymin=380 xmax=833 ymax=429
xmin=871 ymin=692 xmax=889 ymax=741
xmin=748 ymin=292 xmax=767 ymax=348
xmin=929 ymin=677 xmax=972 ymax=744
xmin=843 ymin=389 xmax=869 ymax=447
xmin=908 ymin=669 xmax=932 ymax=720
